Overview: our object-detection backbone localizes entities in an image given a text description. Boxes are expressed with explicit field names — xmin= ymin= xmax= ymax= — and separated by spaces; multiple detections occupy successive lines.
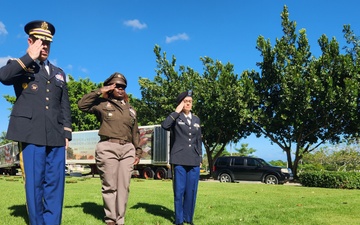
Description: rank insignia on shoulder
xmin=22 ymin=83 xmax=28 ymax=89
xmin=129 ymin=108 xmax=136 ymax=118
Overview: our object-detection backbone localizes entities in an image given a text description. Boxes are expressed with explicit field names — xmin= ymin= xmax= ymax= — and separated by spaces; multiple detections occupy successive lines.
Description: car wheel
xmin=265 ymin=175 xmax=279 ymax=184
xmin=219 ymin=173 xmax=232 ymax=183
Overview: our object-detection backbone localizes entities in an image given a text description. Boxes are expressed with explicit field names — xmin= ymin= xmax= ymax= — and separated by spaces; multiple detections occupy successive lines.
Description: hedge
xmin=299 ymin=171 xmax=360 ymax=189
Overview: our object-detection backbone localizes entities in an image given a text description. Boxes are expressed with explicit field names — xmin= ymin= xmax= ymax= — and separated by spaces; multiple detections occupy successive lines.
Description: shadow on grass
xmin=131 ymin=202 xmax=174 ymax=223
xmin=8 ymin=204 xmax=29 ymax=224
xmin=65 ymin=202 xmax=104 ymax=222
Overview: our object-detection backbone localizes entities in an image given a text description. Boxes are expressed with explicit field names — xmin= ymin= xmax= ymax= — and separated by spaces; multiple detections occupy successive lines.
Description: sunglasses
xmin=110 ymin=83 xmax=126 ymax=89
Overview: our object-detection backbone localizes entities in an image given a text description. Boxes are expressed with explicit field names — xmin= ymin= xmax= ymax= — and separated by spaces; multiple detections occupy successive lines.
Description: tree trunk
xmin=208 ymin=153 xmax=214 ymax=178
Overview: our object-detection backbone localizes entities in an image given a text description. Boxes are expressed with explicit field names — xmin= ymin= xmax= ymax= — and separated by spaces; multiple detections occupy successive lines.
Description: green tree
xmin=233 ymin=143 xmax=256 ymax=156
xmin=67 ymin=75 xmax=102 ymax=131
xmin=0 ymin=131 xmax=12 ymax=145
xmin=329 ymin=146 xmax=360 ymax=171
xmin=244 ymin=6 xmax=360 ymax=178
xmin=3 ymin=95 xmax=16 ymax=105
xmin=301 ymin=142 xmax=360 ymax=172
xmin=268 ymin=160 xmax=287 ymax=167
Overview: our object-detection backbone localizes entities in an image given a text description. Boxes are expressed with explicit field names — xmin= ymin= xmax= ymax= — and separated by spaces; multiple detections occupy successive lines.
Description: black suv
xmin=213 ymin=156 xmax=293 ymax=184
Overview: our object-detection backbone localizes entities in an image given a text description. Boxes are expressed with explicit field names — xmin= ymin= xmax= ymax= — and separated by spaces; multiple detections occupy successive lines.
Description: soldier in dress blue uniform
xmin=0 ymin=20 xmax=72 ymax=225
xmin=161 ymin=91 xmax=202 ymax=225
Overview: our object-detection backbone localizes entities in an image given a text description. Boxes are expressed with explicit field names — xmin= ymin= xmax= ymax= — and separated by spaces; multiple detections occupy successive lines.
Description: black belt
xmin=100 ymin=136 xmax=128 ymax=145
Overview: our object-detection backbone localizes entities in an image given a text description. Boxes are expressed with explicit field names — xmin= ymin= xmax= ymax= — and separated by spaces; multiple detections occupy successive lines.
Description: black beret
xmin=103 ymin=72 xmax=127 ymax=87
xmin=176 ymin=90 xmax=193 ymax=104
xmin=24 ymin=20 xmax=55 ymax=42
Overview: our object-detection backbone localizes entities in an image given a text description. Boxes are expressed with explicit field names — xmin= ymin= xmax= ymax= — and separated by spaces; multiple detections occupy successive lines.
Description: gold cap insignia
xmin=41 ymin=22 xmax=49 ymax=31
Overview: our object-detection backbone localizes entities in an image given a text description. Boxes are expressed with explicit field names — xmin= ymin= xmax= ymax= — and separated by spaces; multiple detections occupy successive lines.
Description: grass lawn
xmin=0 ymin=175 xmax=359 ymax=225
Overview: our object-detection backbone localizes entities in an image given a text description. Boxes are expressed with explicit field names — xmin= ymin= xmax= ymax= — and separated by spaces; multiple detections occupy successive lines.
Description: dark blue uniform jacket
xmin=161 ymin=112 xmax=202 ymax=166
xmin=0 ymin=53 xmax=72 ymax=146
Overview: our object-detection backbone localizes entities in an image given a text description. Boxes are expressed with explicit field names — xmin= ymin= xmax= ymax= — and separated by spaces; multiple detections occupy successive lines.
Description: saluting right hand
xmin=100 ymin=84 xmax=116 ymax=94
xmin=27 ymin=39 xmax=43 ymax=60
xmin=100 ymin=84 xmax=116 ymax=99
xmin=175 ymin=101 xmax=185 ymax=113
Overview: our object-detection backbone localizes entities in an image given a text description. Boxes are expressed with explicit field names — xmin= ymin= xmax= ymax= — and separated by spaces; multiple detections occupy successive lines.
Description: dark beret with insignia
xmin=176 ymin=90 xmax=193 ymax=104
xmin=24 ymin=20 xmax=55 ymax=42
xmin=103 ymin=72 xmax=127 ymax=87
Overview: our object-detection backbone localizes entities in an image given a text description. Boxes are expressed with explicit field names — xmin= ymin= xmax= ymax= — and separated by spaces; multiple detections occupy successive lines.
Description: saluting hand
xmin=100 ymin=84 xmax=115 ymax=94
xmin=175 ymin=101 xmax=185 ymax=113
xmin=100 ymin=84 xmax=116 ymax=98
xmin=27 ymin=39 xmax=43 ymax=60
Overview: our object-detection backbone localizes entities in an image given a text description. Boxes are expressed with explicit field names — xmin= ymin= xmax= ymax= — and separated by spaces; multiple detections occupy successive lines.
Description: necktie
xmin=186 ymin=116 xmax=191 ymax=125
xmin=40 ymin=61 xmax=49 ymax=75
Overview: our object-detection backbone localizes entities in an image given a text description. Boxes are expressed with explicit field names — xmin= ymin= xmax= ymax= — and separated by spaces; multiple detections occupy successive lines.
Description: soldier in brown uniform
xmin=78 ymin=72 xmax=142 ymax=225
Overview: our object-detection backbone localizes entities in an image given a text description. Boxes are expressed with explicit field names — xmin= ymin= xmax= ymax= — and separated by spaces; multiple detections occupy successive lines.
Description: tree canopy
xmin=243 ymin=5 xmax=360 ymax=177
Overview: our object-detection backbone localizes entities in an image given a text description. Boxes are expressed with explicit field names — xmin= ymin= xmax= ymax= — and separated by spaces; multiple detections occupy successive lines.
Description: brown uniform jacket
xmin=77 ymin=89 xmax=142 ymax=158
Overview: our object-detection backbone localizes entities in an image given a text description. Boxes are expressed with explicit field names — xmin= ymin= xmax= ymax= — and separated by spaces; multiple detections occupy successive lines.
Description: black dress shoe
xmin=175 ymin=223 xmax=183 ymax=225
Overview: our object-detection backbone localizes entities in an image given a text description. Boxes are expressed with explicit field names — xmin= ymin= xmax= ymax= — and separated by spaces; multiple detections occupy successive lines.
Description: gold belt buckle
xmin=119 ymin=139 xmax=127 ymax=145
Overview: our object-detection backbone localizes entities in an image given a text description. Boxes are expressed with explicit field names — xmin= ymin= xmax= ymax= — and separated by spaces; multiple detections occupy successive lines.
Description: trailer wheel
xmin=155 ymin=167 xmax=168 ymax=179
xmin=10 ymin=167 xmax=17 ymax=176
xmin=142 ymin=167 xmax=155 ymax=179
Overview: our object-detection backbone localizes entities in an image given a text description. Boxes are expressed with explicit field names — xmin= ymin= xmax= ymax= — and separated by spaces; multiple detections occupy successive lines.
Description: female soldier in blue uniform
xmin=161 ymin=91 xmax=202 ymax=225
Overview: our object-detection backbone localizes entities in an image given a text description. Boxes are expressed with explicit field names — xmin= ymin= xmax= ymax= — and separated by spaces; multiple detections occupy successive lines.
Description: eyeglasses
xmin=111 ymin=83 xmax=126 ymax=90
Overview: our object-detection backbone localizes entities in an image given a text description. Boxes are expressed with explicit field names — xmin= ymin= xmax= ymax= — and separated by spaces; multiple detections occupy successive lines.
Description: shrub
xmin=299 ymin=171 xmax=360 ymax=189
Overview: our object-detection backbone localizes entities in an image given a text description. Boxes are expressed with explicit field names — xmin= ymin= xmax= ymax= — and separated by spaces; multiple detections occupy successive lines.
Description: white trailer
xmin=66 ymin=125 xmax=171 ymax=179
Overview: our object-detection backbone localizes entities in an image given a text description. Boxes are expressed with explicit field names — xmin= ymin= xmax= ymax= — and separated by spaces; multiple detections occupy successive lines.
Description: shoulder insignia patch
xmin=55 ymin=73 xmax=65 ymax=82
xmin=22 ymin=83 xmax=28 ymax=89
xmin=129 ymin=107 xmax=136 ymax=118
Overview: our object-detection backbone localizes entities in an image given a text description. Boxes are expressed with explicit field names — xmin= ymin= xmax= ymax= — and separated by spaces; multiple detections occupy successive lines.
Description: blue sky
xmin=0 ymin=0 xmax=359 ymax=162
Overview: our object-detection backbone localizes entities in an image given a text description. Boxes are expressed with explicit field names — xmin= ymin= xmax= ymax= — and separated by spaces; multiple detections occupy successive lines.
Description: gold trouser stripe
xmin=18 ymin=142 xmax=29 ymax=217
xmin=18 ymin=142 xmax=25 ymax=181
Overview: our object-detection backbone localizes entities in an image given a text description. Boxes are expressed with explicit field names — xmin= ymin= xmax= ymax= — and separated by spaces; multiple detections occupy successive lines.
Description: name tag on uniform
xmin=178 ymin=121 xmax=185 ymax=125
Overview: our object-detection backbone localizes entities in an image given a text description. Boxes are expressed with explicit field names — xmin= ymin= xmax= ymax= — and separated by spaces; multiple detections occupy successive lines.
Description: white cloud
xmin=0 ymin=22 xmax=8 ymax=36
xmin=79 ymin=67 xmax=88 ymax=73
xmin=0 ymin=56 xmax=11 ymax=67
xmin=66 ymin=64 xmax=73 ymax=70
xmin=165 ymin=33 xmax=189 ymax=44
xmin=123 ymin=19 xmax=147 ymax=30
